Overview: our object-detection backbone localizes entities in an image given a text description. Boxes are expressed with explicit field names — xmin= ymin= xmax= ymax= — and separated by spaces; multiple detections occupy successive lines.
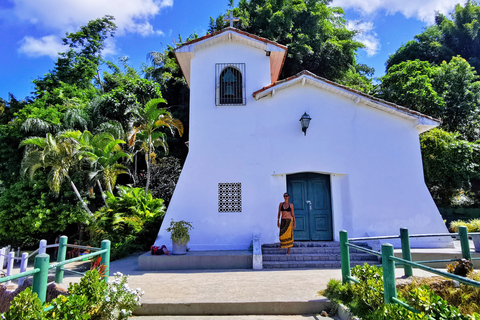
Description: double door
xmin=287 ymin=173 xmax=333 ymax=241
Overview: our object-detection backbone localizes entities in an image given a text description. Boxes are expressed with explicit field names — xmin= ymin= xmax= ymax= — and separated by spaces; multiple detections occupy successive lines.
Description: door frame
xmin=286 ymin=172 xmax=333 ymax=241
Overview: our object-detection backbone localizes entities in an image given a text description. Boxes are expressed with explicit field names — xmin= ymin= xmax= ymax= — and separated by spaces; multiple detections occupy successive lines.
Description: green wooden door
xmin=287 ymin=173 xmax=332 ymax=241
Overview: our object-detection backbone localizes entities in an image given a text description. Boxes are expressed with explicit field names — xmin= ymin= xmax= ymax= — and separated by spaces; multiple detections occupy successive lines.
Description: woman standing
xmin=277 ymin=193 xmax=296 ymax=254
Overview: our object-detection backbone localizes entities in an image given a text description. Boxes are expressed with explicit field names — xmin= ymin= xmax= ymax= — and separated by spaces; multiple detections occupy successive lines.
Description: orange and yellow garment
xmin=279 ymin=219 xmax=293 ymax=248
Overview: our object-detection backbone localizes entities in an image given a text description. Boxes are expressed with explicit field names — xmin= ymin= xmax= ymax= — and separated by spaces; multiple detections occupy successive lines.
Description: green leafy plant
xmin=1 ymin=269 xmax=143 ymax=320
xmin=322 ymin=263 xmax=480 ymax=320
xmin=88 ymin=186 xmax=165 ymax=260
xmin=1 ymin=287 xmax=46 ymax=320
xmin=166 ymin=219 xmax=193 ymax=245
xmin=450 ymin=219 xmax=480 ymax=232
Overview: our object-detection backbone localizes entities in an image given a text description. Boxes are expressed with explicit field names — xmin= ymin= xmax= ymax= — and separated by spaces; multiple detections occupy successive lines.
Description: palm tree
xmin=126 ymin=98 xmax=183 ymax=195
xmin=20 ymin=132 xmax=94 ymax=217
xmin=60 ymin=130 xmax=132 ymax=194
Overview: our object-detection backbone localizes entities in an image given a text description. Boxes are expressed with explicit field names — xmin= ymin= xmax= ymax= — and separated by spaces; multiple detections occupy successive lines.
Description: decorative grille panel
xmin=216 ymin=63 xmax=246 ymax=106
xmin=218 ymin=183 xmax=242 ymax=212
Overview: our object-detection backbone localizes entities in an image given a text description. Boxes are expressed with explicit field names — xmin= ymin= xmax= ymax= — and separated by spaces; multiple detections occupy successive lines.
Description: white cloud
xmin=13 ymin=0 xmax=172 ymax=35
xmin=332 ymin=0 xmax=458 ymax=23
xmin=347 ymin=20 xmax=380 ymax=56
xmin=10 ymin=0 xmax=173 ymax=57
xmin=18 ymin=35 xmax=65 ymax=58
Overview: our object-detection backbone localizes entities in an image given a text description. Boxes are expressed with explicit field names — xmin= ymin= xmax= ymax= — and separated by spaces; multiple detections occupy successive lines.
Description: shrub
xmin=88 ymin=185 xmax=165 ymax=259
xmin=322 ymin=263 xmax=480 ymax=320
xmin=1 ymin=269 xmax=143 ymax=320
xmin=450 ymin=219 xmax=480 ymax=232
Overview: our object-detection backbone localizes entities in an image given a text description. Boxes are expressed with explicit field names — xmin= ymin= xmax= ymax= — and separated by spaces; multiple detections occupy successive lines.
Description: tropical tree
xmin=19 ymin=132 xmax=94 ymax=216
xmin=378 ymin=56 xmax=480 ymax=141
xmin=62 ymin=130 xmax=131 ymax=194
xmin=209 ymin=0 xmax=366 ymax=82
xmin=386 ymin=0 xmax=480 ymax=73
xmin=33 ymin=15 xmax=117 ymax=95
xmin=126 ymin=98 xmax=183 ymax=195
xmin=420 ymin=128 xmax=480 ymax=206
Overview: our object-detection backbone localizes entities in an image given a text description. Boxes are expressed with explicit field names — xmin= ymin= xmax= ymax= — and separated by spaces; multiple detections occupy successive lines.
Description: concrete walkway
xmin=57 ymin=252 xmax=446 ymax=320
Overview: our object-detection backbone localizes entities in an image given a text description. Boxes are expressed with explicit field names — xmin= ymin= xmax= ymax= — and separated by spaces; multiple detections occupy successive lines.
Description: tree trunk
xmin=145 ymin=152 xmax=151 ymax=196
xmin=97 ymin=180 xmax=108 ymax=208
xmin=71 ymin=181 xmax=94 ymax=218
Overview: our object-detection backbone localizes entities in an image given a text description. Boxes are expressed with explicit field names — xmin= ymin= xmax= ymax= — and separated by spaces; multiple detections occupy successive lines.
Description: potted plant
xmin=166 ymin=219 xmax=193 ymax=255
xmin=450 ymin=219 xmax=480 ymax=252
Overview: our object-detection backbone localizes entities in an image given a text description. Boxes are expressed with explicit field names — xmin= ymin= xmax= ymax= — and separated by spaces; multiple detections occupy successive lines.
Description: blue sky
xmin=0 ymin=0 xmax=461 ymax=101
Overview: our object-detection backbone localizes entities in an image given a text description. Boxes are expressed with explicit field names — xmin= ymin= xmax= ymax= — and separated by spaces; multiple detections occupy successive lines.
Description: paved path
xmin=58 ymin=252 xmax=442 ymax=320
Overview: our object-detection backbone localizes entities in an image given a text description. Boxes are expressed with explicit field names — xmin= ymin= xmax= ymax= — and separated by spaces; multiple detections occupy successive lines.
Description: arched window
xmin=216 ymin=63 xmax=246 ymax=105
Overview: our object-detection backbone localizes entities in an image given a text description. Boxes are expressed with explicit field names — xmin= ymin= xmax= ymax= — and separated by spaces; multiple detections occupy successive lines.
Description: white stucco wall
xmin=154 ymin=40 xmax=451 ymax=250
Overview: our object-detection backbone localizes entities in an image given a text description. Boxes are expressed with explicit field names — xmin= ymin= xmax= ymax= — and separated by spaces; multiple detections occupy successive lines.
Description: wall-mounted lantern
xmin=299 ymin=112 xmax=312 ymax=136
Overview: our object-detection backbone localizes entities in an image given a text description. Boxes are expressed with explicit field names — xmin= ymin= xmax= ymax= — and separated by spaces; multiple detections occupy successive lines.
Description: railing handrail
xmin=0 ymin=236 xmax=111 ymax=307
xmin=349 ymin=232 xmax=469 ymax=242
xmin=389 ymin=254 xmax=480 ymax=287
xmin=340 ymin=226 xmax=478 ymax=317
xmin=0 ymin=268 xmax=40 ymax=283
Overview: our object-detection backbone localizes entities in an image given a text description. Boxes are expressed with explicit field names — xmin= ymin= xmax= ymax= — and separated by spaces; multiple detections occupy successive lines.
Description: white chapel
xmin=154 ymin=27 xmax=452 ymax=250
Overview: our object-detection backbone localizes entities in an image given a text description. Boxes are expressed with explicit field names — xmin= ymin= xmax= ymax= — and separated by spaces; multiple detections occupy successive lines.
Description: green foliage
xmin=166 ymin=219 xmax=193 ymax=245
xmin=2 ymin=270 xmax=143 ymax=320
xmin=92 ymin=65 xmax=163 ymax=130
xmin=323 ymin=264 xmax=480 ymax=320
xmin=403 ymin=285 xmax=469 ymax=319
xmin=33 ymin=16 xmax=117 ymax=93
xmin=420 ymin=128 xmax=480 ymax=206
xmin=126 ymin=97 xmax=183 ymax=195
xmin=0 ymin=172 xmax=84 ymax=246
xmin=1 ymin=288 xmax=45 ymax=320
xmin=380 ymin=57 xmax=480 ymax=141
xmin=89 ymin=186 xmax=165 ymax=259
xmin=387 ymin=1 xmax=480 ymax=73
xmin=450 ymin=219 xmax=480 ymax=232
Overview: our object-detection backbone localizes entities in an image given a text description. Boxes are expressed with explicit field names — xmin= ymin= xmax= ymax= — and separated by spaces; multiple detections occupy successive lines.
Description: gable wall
xmin=154 ymin=41 xmax=449 ymax=250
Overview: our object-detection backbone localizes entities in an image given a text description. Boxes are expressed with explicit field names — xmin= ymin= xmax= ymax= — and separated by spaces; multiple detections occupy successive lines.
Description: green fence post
xmin=340 ymin=230 xmax=351 ymax=284
xmin=32 ymin=253 xmax=50 ymax=304
xmin=100 ymin=240 xmax=111 ymax=282
xmin=400 ymin=228 xmax=413 ymax=277
xmin=459 ymin=226 xmax=472 ymax=261
xmin=55 ymin=235 xmax=68 ymax=284
xmin=382 ymin=243 xmax=397 ymax=304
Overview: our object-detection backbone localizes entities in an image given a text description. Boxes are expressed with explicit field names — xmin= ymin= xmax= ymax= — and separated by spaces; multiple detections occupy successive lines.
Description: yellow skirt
xmin=279 ymin=219 xmax=294 ymax=248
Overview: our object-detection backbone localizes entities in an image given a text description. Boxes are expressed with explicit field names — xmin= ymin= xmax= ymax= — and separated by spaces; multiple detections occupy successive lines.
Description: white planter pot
xmin=172 ymin=242 xmax=187 ymax=255
xmin=472 ymin=234 xmax=480 ymax=252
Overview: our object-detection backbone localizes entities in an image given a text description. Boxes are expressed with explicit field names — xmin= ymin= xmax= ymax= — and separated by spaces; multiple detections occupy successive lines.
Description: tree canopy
xmin=208 ymin=0 xmax=371 ymax=88
xmin=387 ymin=0 xmax=480 ymax=73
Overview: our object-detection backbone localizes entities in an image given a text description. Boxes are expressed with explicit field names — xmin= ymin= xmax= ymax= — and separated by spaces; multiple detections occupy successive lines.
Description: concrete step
xmin=135 ymin=300 xmax=332 ymax=316
xmin=131 ymin=315 xmax=339 ymax=320
xmin=262 ymin=253 xmax=377 ymax=262
xmin=262 ymin=260 xmax=372 ymax=269
xmin=262 ymin=241 xmax=369 ymax=248
xmin=262 ymin=247 xmax=371 ymax=254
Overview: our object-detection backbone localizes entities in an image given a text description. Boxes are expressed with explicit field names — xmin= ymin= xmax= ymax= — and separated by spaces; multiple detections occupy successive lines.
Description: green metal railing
xmin=0 ymin=236 xmax=110 ymax=305
xmin=340 ymin=226 xmax=480 ymax=316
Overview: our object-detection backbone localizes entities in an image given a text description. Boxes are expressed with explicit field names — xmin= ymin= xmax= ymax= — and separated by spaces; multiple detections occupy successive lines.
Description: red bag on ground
xmin=150 ymin=245 xmax=170 ymax=256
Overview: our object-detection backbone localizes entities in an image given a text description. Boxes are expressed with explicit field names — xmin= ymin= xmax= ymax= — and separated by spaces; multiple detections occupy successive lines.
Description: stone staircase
xmin=262 ymin=241 xmax=379 ymax=269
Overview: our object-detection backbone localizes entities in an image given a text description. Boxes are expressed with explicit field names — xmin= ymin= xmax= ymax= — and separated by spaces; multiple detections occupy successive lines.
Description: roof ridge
xmin=253 ymin=70 xmax=441 ymax=124
xmin=174 ymin=27 xmax=287 ymax=52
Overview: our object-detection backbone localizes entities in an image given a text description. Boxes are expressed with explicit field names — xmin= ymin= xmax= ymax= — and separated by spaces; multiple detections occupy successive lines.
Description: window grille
xmin=218 ymin=183 xmax=242 ymax=212
xmin=216 ymin=63 xmax=246 ymax=106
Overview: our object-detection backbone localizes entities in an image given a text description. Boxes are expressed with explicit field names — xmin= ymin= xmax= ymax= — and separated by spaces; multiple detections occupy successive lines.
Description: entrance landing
xmin=138 ymin=250 xmax=252 ymax=271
